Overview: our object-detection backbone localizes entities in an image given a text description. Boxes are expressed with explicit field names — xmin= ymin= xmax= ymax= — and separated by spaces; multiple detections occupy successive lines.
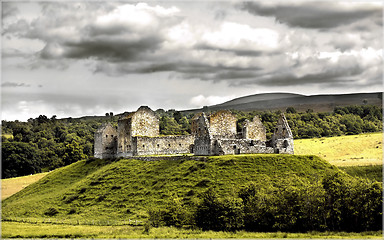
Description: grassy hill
xmin=2 ymin=154 xmax=340 ymax=223
xmin=183 ymin=92 xmax=382 ymax=113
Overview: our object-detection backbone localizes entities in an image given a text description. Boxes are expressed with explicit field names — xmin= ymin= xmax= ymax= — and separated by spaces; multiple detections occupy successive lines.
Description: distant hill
xmin=183 ymin=92 xmax=382 ymax=113
xmin=2 ymin=155 xmax=340 ymax=222
xmin=58 ymin=92 xmax=382 ymax=121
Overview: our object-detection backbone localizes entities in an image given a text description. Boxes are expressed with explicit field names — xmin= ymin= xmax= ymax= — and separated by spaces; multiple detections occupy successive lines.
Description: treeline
xmin=235 ymin=105 xmax=382 ymax=139
xmin=147 ymin=172 xmax=382 ymax=232
xmin=2 ymin=115 xmax=103 ymax=178
xmin=1 ymin=105 xmax=382 ymax=178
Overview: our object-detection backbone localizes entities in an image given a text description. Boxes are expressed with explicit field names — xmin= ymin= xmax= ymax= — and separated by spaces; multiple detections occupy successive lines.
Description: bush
xmin=194 ymin=190 xmax=244 ymax=231
xmin=44 ymin=207 xmax=59 ymax=216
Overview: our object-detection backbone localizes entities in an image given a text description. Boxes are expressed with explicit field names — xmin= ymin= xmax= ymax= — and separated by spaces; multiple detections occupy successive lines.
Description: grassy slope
xmin=1 ymin=172 xmax=49 ymax=200
xmin=340 ymin=165 xmax=383 ymax=182
xmin=295 ymin=132 xmax=382 ymax=166
xmin=2 ymin=154 xmax=339 ymax=222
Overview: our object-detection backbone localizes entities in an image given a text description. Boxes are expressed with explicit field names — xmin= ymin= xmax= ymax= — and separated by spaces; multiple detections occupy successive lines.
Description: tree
xmin=173 ymin=111 xmax=182 ymax=123
xmin=62 ymin=140 xmax=87 ymax=165
xmin=2 ymin=142 xmax=42 ymax=178
xmin=286 ymin=107 xmax=297 ymax=114
xmin=194 ymin=190 xmax=244 ymax=231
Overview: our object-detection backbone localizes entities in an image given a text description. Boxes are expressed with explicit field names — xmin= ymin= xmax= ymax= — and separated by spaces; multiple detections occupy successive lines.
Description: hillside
xmin=183 ymin=92 xmax=382 ymax=113
xmin=2 ymin=155 xmax=339 ymax=222
xmin=295 ymin=133 xmax=383 ymax=166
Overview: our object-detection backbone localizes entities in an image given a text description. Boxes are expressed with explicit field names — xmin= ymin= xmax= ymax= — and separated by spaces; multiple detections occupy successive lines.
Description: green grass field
xmin=1 ymin=221 xmax=382 ymax=239
xmin=2 ymin=154 xmax=339 ymax=222
xmin=295 ymin=132 xmax=382 ymax=166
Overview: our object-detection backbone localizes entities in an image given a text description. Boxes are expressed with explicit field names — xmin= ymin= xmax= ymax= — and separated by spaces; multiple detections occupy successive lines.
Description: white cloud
xmin=201 ymin=22 xmax=279 ymax=51
xmin=190 ymin=94 xmax=235 ymax=107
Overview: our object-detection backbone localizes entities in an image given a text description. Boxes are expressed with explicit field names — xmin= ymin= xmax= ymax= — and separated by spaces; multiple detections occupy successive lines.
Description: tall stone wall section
xmin=193 ymin=113 xmax=212 ymax=155
xmin=116 ymin=106 xmax=159 ymax=158
xmin=94 ymin=123 xmax=117 ymax=159
xmin=242 ymin=116 xmax=266 ymax=141
xmin=130 ymin=106 xmax=159 ymax=137
xmin=117 ymin=117 xmax=133 ymax=157
xmin=271 ymin=113 xmax=294 ymax=154
xmin=209 ymin=110 xmax=237 ymax=138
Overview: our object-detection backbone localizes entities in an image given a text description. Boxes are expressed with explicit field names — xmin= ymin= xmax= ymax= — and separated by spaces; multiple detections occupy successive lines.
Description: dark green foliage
xmin=2 ymin=142 xmax=42 ymax=178
xmin=148 ymin=196 xmax=191 ymax=227
xmin=194 ymin=190 xmax=244 ymax=231
xmin=44 ymin=207 xmax=59 ymax=216
xmin=1 ymin=116 xmax=102 ymax=178
xmin=286 ymin=107 xmax=297 ymax=113
xmin=321 ymin=173 xmax=383 ymax=231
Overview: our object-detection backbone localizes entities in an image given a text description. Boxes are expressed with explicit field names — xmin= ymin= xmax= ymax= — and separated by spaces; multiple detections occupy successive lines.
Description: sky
xmin=1 ymin=0 xmax=383 ymax=121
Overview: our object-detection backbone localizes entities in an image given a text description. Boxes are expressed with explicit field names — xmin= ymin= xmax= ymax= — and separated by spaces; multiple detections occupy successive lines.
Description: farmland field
xmin=1 ymin=222 xmax=382 ymax=239
xmin=1 ymin=172 xmax=49 ymax=200
xmin=295 ymin=132 xmax=382 ymax=166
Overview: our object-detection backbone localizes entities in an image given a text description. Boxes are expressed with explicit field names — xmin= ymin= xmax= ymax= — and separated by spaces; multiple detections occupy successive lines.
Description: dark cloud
xmin=2 ymin=3 xmax=19 ymax=19
xmin=39 ymin=35 xmax=163 ymax=62
xmin=3 ymin=1 xmax=382 ymax=94
xmin=243 ymin=56 xmax=376 ymax=88
xmin=1 ymin=82 xmax=31 ymax=88
xmin=240 ymin=1 xmax=382 ymax=29
xmin=4 ymin=2 xmax=182 ymax=63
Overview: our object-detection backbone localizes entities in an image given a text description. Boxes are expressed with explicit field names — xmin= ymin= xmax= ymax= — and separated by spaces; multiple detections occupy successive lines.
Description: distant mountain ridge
xmin=183 ymin=92 xmax=382 ymax=113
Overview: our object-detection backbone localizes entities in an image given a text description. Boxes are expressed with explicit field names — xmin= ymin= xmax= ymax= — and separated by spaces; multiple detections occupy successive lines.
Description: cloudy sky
xmin=1 ymin=1 xmax=383 ymax=121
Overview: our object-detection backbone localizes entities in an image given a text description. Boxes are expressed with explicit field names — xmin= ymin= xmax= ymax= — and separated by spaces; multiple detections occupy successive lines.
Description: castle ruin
xmin=94 ymin=106 xmax=294 ymax=158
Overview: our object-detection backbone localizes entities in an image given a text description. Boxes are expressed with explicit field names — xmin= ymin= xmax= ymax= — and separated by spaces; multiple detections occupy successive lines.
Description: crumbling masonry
xmin=94 ymin=106 xmax=294 ymax=158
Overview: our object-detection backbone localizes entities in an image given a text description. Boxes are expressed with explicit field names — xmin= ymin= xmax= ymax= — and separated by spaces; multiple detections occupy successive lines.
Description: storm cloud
xmin=239 ymin=1 xmax=382 ymax=29
xmin=1 ymin=1 xmax=383 ymax=120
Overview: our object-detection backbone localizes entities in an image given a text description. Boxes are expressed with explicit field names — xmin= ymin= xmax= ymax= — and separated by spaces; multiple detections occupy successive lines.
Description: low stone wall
xmin=134 ymin=135 xmax=194 ymax=156
xmin=129 ymin=155 xmax=207 ymax=161
xmin=217 ymin=139 xmax=274 ymax=155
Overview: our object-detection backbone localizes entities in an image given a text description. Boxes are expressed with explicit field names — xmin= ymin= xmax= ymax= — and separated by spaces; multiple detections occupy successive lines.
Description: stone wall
xmin=94 ymin=123 xmax=117 ymax=159
xmin=131 ymin=106 xmax=159 ymax=137
xmin=95 ymin=107 xmax=294 ymax=158
xmin=242 ymin=116 xmax=266 ymax=141
xmin=209 ymin=110 xmax=237 ymax=138
xmin=215 ymin=139 xmax=274 ymax=155
xmin=273 ymin=138 xmax=294 ymax=154
xmin=193 ymin=113 xmax=213 ymax=155
xmin=271 ymin=113 xmax=294 ymax=154
xmin=117 ymin=117 xmax=132 ymax=157
xmin=134 ymin=135 xmax=194 ymax=156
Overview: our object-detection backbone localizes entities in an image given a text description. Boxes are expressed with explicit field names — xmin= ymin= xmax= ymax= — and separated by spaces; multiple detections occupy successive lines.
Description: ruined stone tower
xmin=242 ymin=116 xmax=266 ymax=141
xmin=117 ymin=106 xmax=159 ymax=157
xmin=271 ymin=113 xmax=294 ymax=154
xmin=94 ymin=123 xmax=117 ymax=159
